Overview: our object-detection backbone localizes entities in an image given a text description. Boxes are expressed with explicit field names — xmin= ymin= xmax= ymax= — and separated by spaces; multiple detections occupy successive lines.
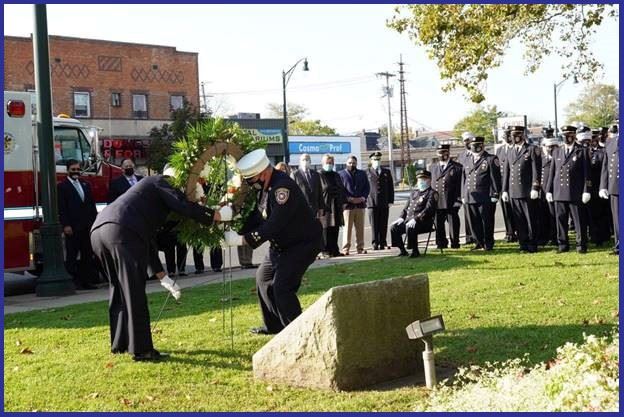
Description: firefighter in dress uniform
xmin=587 ymin=129 xmax=611 ymax=245
xmin=599 ymin=125 xmax=619 ymax=255
xmin=390 ymin=170 xmax=438 ymax=258
xmin=496 ymin=126 xmax=518 ymax=242
xmin=430 ymin=144 xmax=462 ymax=249
xmin=366 ymin=151 xmax=395 ymax=250
xmin=223 ymin=149 xmax=322 ymax=335
xmin=537 ymin=128 xmax=560 ymax=246
xmin=457 ymin=132 xmax=476 ymax=244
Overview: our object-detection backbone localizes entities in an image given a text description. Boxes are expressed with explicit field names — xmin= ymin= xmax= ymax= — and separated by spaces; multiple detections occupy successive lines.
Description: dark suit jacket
xmin=600 ymin=137 xmax=619 ymax=196
xmin=58 ymin=178 xmax=98 ymax=232
xmin=502 ymin=143 xmax=541 ymax=199
xmin=462 ymin=151 xmax=502 ymax=204
xmin=107 ymin=174 xmax=144 ymax=203
xmin=291 ymin=168 xmax=325 ymax=214
xmin=430 ymin=160 xmax=462 ymax=210
xmin=338 ymin=168 xmax=370 ymax=209
xmin=546 ymin=144 xmax=590 ymax=202
xmin=92 ymin=175 xmax=214 ymax=243
xmin=366 ymin=167 xmax=394 ymax=208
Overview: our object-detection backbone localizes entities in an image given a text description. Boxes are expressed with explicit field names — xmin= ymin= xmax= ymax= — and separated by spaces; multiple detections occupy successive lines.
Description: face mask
xmin=417 ymin=179 xmax=429 ymax=191
xmin=246 ymin=178 xmax=263 ymax=190
xmin=564 ymin=134 xmax=575 ymax=145
xmin=470 ymin=144 xmax=483 ymax=154
xmin=504 ymin=135 xmax=513 ymax=145
xmin=371 ymin=160 xmax=380 ymax=169
xmin=322 ymin=164 xmax=334 ymax=172
xmin=300 ymin=160 xmax=309 ymax=169
xmin=347 ymin=164 xmax=356 ymax=171
xmin=464 ymin=142 xmax=471 ymax=150
xmin=124 ymin=168 xmax=134 ymax=176
xmin=512 ymin=135 xmax=524 ymax=145
xmin=580 ymin=141 xmax=590 ymax=148
xmin=438 ymin=153 xmax=449 ymax=162
xmin=69 ymin=173 xmax=80 ymax=180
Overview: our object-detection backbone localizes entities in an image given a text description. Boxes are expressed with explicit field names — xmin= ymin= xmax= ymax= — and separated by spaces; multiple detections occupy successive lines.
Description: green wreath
xmin=166 ymin=118 xmax=266 ymax=248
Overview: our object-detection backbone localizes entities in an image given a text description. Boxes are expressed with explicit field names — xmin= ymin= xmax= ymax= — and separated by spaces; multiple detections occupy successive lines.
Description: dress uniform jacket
xmin=600 ymin=137 xmax=619 ymax=196
xmin=399 ymin=187 xmax=438 ymax=229
xmin=462 ymin=151 xmax=502 ymax=204
xmin=587 ymin=147 xmax=610 ymax=244
xmin=366 ymin=167 xmax=394 ymax=208
xmin=502 ymin=143 xmax=541 ymax=199
xmin=430 ymin=160 xmax=462 ymax=210
xmin=291 ymin=168 xmax=325 ymax=214
xmin=546 ymin=144 xmax=590 ymax=202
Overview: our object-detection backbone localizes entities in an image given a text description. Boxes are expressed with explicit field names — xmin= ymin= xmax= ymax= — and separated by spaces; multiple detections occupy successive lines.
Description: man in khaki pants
xmin=338 ymin=155 xmax=370 ymax=255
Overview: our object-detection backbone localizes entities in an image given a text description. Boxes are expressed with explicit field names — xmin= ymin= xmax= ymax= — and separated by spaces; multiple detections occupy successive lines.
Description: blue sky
xmin=4 ymin=3 xmax=620 ymax=134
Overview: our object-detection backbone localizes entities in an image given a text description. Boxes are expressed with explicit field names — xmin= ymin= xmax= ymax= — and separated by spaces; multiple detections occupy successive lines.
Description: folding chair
xmin=423 ymin=213 xmax=443 ymax=256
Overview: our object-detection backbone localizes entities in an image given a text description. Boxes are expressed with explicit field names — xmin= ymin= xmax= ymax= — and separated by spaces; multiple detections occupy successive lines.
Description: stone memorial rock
xmin=252 ymin=274 xmax=430 ymax=390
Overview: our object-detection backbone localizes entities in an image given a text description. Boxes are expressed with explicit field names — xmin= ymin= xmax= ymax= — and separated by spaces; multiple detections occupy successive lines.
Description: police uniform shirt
xmin=462 ymin=151 xmax=502 ymax=204
xmin=244 ymin=170 xmax=320 ymax=250
xmin=546 ymin=143 xmax=590 ymax=202
xmin=430 ymin=160 xmax=462 ymax=210
xmin=503 ymin=142 xmax=541 ymax=199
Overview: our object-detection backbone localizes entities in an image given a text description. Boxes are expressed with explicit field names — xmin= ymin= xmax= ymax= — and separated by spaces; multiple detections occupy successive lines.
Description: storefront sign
xmin=101 ymin=139 xmax=149 ymax=160
xmin=289 ymin=141 xmax=351 ymax=154
xmin=244 ymin=129 xmax=283 ymax=144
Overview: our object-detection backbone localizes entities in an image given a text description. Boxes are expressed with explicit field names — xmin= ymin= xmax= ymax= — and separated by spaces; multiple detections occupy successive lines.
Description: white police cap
xmin=236 ymin=148 xmax=270 ymax=178
xmin=461 ymin=131 xmax=475 ymax=141
xmin=542 ymin=138 xmax=561 ymax=147
xmin=576 ymin=131 xmax=592 ymax=141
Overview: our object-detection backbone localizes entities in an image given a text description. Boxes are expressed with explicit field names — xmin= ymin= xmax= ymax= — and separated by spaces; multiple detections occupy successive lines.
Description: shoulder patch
xmin=494 ymin=158 xmax=500 ymax=167
xmin=275 ymin=187 xmax=290 ymax=205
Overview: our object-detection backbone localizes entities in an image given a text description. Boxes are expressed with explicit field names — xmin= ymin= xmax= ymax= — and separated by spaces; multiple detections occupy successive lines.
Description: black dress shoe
xmin=450 ymin=243 xmax=461 ymax=249
xmin=409 ymin=251 xmax=420 ymax=258
xmin=397 ymin=250 xmax=409 ymax=257
xmin=610 ymin=249 xmax=619 ymax=255
xmin=557 ymin=247 xmax=570 ymax=253
xmin=77 ymin=283 xmax=98 ymax=290
xmin=132 ymin=349 xmax=169 ymax=362
xmin=470 ymin=245 xmax=484 ymax=251
xmin=212 ymin=268 xmax=222 ymax=273
xmin=576 ymin=247 xmax=587 ymax=254
xmin=250 ymin=326 xmax=278 ymax=335
xmin=194 ymin=269 xmax=205 ymax=275
xmin=373 ymin=244 xmax=379 ymax=250
xmin=241 ymin=264 xmax=258 ymax=269
xmin=111 ymin=348 xmax=127 ymax=354
xmin=178 ymin=272 xmax=187 ymax=277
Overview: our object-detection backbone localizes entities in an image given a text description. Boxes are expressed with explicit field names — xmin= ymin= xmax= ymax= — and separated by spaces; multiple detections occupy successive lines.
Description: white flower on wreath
xmin=199 ymin=162 xmax=212 ymax=179
xmin=194 ymin=183 xmax=205 ymax=202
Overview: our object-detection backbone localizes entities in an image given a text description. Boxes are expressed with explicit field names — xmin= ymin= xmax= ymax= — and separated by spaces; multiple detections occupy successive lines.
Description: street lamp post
xmin=282 ymin=58 xmax=309 ymax=164
xmin=553 ymin=76 xmax=578 ymax=134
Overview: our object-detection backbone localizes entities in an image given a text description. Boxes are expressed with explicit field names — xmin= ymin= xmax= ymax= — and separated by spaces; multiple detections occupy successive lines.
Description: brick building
xmin=4 ymin=35 xmax=199 ymax=165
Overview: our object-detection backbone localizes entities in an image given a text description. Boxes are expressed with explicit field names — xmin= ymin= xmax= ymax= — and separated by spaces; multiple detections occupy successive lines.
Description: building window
xmin=73 ymin=92 xmax=91 ymax=118
xmin=170 ymin=95 xmax=184 ymax=111
xmin=132 ymin=94 xmax=148 ymax=119
xmin=111 ymin=92 xmax=121 ymax=107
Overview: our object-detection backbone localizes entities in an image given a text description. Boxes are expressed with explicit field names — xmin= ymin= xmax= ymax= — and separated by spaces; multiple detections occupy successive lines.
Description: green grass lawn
xmin=3 ymin=242 xmax=619 ymax=411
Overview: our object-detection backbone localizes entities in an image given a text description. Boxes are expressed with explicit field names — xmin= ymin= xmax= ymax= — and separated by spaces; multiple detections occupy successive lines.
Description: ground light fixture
xmin=406 ymin=314 xmax=445 ymax=389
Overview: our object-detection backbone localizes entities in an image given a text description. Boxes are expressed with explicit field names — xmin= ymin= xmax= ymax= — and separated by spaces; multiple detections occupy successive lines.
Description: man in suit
xmin=546 ymin=125 xmax=591 ymax=253
xmin=366 ymin=151 xmax=395 ymax=250
xmin=587 ymin=129 xmax=611 ymax=245
xmin=496 ymin=126 xmax=518 ymax=242
xmin=457 ymin=132 xmax=475 ymax=244
xmin=537 ymin=130 xmax=559 ymax=246
xmin=462 ymin=136 xmax=502 ymax=251
xmin=599 ymin=125 xmax=619 ymax=255
xmin=291 ymin=153 xmax=325 ymax=218
xmin=90 ymin=167 xmax=231 ymax=361
xmin=430 ymin=144 xmax=462 ymax=249
xmin=501 ymin=126 xmax=541 ymax=253
xmin=58 ymin=159 xmax=99 ymax=290
xmin=390 ymin=170 xmax=438 ymax=258
xmin=338 ymin=155 xmax=370 ymax=255
xmin=222 ymin=149 xmax=322 ymax=335
xmin=107 ymin=158 xmax=143 ymax=203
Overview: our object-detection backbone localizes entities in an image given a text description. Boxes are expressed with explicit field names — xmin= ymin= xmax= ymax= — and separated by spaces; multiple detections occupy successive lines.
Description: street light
xmin=406 ymin=315 xmax=445 ymax=389
xmin=553 ymin=75 xmax=578 ymax=134
xmin=282 ymin=57 xmax=309 ymax=164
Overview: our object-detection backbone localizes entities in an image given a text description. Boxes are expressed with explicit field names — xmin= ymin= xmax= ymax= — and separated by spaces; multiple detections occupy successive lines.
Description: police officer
xmin=430 ymin=144 xmax=462 ymax=249
xmin=224 ymin=149 xmax=322 ymax=335
xmin=537 ymin=130 xmax=559 ymax=246
xmin=462 ymin=136 xmax=502 ymax=251
xmin=366 ymin=151 xmax=395 ymax=250
xmin=546 ymin=125 xmax=591 ymax=253
xmin=599 ymin=125 xmax=619 ymax=254
xmin=90 ymin=169 xmax=230 ymax=361
xmin=457 ymin=132 xmax=475 ymax=244
xmin=501 ymin=126 xmax=541 ymax=252
xmin=586 ymin=129 xmax=611 ymax=245
xmin=496 ymin=126 xmax=518 ymax=242
xmin=390 ymin=170 xmax=438 ymax=258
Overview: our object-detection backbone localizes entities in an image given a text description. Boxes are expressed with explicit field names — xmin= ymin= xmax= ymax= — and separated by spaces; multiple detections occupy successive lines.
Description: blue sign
xmin=289 ymin=141 xmax=351 ymax=154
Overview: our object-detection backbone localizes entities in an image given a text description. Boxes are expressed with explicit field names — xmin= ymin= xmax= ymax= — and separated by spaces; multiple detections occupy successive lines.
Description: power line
xmin=209 ymin=75 xmax=376 ymax=95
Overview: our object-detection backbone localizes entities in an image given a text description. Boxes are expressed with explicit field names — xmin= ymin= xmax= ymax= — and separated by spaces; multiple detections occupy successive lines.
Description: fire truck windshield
xmin=53 ymin=126 xmax=92 ymax=168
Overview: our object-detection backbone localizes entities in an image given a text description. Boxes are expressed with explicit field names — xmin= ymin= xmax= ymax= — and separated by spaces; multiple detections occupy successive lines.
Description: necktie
xmin=305 ymin=170 xmax=311 ymax=185
xmin=72 ymin=179 xmax=85 ymax=201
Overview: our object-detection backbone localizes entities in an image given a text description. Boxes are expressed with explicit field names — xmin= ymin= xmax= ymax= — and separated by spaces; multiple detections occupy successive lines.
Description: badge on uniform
xmin=275 ymin=187 xmax=290 ymax=205
xmin=418 ymin=196 xmax=424 ymax=203
xmin=572 ymin=156 xmax=577 ymax=162
xmin=481 ymin=162 xmax=488 ymax=171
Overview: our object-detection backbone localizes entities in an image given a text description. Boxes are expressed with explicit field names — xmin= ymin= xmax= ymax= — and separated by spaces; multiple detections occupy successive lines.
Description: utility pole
xmin=376 ymin=71 xmax=395 ymax=176
xmin=33 ymin=4 xmax=75 ymax=296
xmin=200 ymin=81 xmax=213 ymax=118
xmin=398 ymin=55 xmax=411 ymax=180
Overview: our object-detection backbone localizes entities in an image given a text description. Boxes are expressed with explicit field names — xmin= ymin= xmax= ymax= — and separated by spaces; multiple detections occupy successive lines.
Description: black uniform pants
xmin=368 ymin=206 xmax=390 ymax=247
xmin=588 ymin=196 xmax=611 ymax=244
xmin=537 ymin=196 xmax=557 ymax=245
xmin=500 ymin=199 xmax=517 ymax=241
xmin=463 ymin=205 xmax=474 ymax=244
xmin=256 ymin=240 xmax=320 ymax=333
xmin=322 ymin=226 xmax=340 ymax=256
xmin=64 ymin=228 xmax=98 ymax=287
xmin=390 ymin=221 xmax=430 ymax=254
xmin=192 ymin=246 xmax=223 ymax=272
xmin=435 ymin=208 xmax=460 ymax=248
xmin=511 ymin=198 xmax=538 ymax=251
xmin=91 ymin=223 xmax=153 ymax=355
xmin=554 ymin=201 xmax=588 ymax=250
xmin=163 ymin=240 xmax=187 ymax=274
xmin=467 ymin=202 xmax=495 ymax=249
xmin=611 ymin=195 xmax=619 ymax=250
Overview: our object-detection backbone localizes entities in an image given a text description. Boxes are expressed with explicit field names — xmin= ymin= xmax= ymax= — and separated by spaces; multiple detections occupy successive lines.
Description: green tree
xmin=146 ymin=101 xmax=202 ymax=172
xmin=565 ymin=84 xmax=619 ymax=127
xmin=453 ymin=106 xmax=507 ymax=143
xmin=267 ymin=102 xmax=337 ymax=135
xmin=388 ymin=4 xmax=618 ymax=103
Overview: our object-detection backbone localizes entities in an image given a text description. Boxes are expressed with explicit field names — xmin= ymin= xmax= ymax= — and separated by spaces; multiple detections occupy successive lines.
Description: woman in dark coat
xmin=318 ymin=154 xmax=347 ymax=257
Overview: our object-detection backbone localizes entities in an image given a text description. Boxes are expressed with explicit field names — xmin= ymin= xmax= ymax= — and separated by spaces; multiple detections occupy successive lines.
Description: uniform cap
xmin=369 ymin=151 xmax=382 ymax=159
xmin=542 ymin=138 xmax=560 ymax=147
xmin=236 ymin=149 xmax=270 ymax=179
xmin=436 ymin=144 xmax=451 ymax=151
xmin=577 ymin=131 xmax=592 ymax=141
xmin=560 ymin=125 xmax=577 ymax=133
xmin=461 ymin=131 xmax=475 ymax=141
xmin=415 ymin=169 xmax=431 ymax=179
xmin=608 ymin=125 xmax=618 ymax=134
xmin=162 ymin=164 xmax=177 ymax=177
xmin=470 ymin=136 xmax=485 ymax=144
xmin=510 ymin=125 xmax=525 ymax=132
xmin=542 ymin=126 xmax=555 ymax=137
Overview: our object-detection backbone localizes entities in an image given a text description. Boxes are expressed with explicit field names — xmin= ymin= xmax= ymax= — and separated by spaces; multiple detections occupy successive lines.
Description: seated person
xmin=390 ymin=169 xmax=438 ymax=258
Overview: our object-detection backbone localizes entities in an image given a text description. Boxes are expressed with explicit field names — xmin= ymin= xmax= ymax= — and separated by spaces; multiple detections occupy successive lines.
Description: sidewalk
xmin=4 ymin=229 xmax=508 ymax=315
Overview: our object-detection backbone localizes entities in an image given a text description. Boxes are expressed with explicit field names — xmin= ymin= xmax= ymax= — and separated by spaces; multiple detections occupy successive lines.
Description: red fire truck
xmin=4 ymin=91 xmax=123 ymax=273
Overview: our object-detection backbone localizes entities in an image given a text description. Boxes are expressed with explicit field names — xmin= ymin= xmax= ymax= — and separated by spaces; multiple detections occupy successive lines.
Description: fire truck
xmin=4 ymin=91 xmax=123 ymax=274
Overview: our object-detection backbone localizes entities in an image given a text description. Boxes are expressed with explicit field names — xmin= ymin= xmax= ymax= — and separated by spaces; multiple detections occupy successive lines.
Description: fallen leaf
xmin=145 ymin=395 xmax=155 ymax=401
xmin=210 ymin=380 xmax=219 ymax=385
xmin=467 ymin=313 xmax=479 ymax=320
xmin=557 ymin=299 xmax=565 ymax=306
xmin=60 ymin=314 xmax=72 ymax=321
xmin=120 ymin=398 xmax=133 ymax=406
xmin=12 ymin=366 xmax=19 ymax=372
xmin=517 ymin=282 xmax=525 ymax=287
xmin=611 ymin=310 xmax=619 ymax=318
xmin=105 ymin=362 xmax=114 ymax=369
xmin=152 ymin=328 xmax=162 ymax=335
xmin=266 ymin=385 xmax=274 ymax=392
xmin=15 ymin=340 xmax=22 ymax=346
xmin=208 ymin=318 xmax=217 ymax=323
xmin=466 ymin=346 xmax=478 ymax=353
xmin=592 ymin=315 xmax=604 ymax=325
xmin=582 ymin=319 xmax=589 ymax=326
xmin=185 ymin=394 xmax=191 ymax=400
xmin=592 ymin=299 xmax=600 ymax=305
xmin=87 ymin=392 xmax=99 ymax=399
xmin=249 ymin=288 xmax=257 ymax=294
xmin=19 ymin=347 xmax=33 ymax=355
